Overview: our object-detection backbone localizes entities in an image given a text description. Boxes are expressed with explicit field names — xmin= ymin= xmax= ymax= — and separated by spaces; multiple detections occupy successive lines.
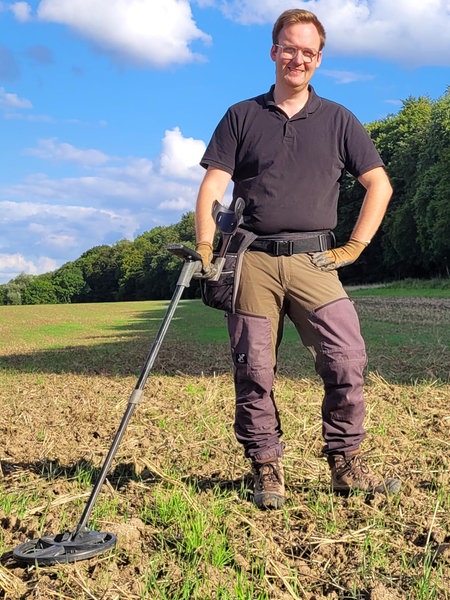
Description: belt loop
xmin=319 ymin=232 xmax=333 ymax=251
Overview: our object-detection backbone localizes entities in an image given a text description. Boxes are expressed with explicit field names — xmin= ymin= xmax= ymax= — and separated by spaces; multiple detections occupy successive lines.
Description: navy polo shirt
xmin=201 ymin=85 xmax=384 ymax=235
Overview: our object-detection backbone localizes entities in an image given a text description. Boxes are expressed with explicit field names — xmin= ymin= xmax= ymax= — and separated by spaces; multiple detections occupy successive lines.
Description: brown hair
xmin=272 ymin=9 xmax=326 ymax=50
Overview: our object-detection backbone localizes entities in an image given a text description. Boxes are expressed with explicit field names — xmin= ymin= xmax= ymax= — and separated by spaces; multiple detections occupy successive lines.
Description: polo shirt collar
xmin=264 ymin=84 xmax=322 ymax=118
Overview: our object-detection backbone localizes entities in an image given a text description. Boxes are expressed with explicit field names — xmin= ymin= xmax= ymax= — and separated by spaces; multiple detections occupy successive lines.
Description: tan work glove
xmin=311 ymin=238 xmax=369 ymax=271
xmin=195 ymin=241 xmax=213 ymax=271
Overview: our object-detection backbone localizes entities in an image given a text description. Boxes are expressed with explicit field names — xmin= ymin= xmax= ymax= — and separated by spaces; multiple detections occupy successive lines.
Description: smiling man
xmin=271 ymin=18 xmax=323 ymax=113
xmin=195 ymin=9 xmax=400 ymax=509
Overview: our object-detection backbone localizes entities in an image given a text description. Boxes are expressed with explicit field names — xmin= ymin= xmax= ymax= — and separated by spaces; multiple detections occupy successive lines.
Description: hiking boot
xmin=328 ymin=449 xmax=401 ymax=495
xmin=251 ymin=457 xmax=285 ymax=509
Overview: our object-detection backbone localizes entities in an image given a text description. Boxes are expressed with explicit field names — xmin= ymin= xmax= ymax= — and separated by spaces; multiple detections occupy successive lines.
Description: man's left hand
xmin=310 ymin=238 xmax=368 ymax=271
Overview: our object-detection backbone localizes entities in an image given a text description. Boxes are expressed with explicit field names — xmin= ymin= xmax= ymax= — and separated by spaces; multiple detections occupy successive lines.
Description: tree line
xmin=1 ymin=89 xmax=449 ymax=306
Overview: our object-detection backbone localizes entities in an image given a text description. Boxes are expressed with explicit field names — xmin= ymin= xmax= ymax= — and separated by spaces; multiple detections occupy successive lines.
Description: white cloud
xmin=0 ymin=200 xmax=135 ymax=234
xmin=8 ymin=172 xmax=146 ymax=204
xmin=159 ymin=127 xmax=206 ymax=181
xmin=35 ymin=0 xmax=212 ymax=68
xmin=320 ymin=70 xmax=375 ymax=85
xmin=26 ymin=138 xmax=111 ymax=166
xmin=10 ymin=1 xmax=31 ymax=21
xmin=0 ymin=87 xmax=32 ymax=109
xmin=0 ymin=253 xmax=58 ymax=279
xmin=217 ymin=0 xmax=285 ymax=24
xmin=211 ymin=0 xmax=450 ymax=66
xmin=385 ymin=99 xmax=403 ymax=107
xmin=3 ymin=112 xmax=53 ymax=122
xmin=158 ymin=196 xmax=197 ymax=211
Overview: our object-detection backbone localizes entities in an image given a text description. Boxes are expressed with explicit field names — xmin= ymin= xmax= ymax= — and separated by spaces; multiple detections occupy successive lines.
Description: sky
xmin=0 ymin=0 xmax=449 ymax=284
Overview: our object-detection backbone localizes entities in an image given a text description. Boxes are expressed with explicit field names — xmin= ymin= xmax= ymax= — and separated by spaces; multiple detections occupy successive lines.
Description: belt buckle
xmin=273 ymin=240 xmax=294 ymax=256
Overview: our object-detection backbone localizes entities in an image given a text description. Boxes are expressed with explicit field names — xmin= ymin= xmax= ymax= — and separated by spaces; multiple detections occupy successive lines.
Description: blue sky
xmin=0 ymin=0 xmax=449 ymax=284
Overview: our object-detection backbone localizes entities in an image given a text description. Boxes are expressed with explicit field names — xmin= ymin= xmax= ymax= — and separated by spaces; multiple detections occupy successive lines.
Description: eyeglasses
xmin=274 ymin=44 xmax=319 ymax=63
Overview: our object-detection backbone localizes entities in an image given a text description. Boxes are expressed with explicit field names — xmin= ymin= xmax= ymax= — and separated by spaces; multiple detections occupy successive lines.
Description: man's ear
xmin=270 ymin=45 xmax=277 ymax=62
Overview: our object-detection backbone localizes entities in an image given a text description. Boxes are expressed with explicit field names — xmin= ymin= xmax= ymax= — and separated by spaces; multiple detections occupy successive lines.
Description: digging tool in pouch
xmin=200 ymin=226 xmax=256 ymax=314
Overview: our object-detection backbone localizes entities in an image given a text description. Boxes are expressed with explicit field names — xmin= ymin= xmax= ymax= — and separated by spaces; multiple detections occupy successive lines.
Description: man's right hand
xmin=195 ymin=241 xmax=213 ymax=271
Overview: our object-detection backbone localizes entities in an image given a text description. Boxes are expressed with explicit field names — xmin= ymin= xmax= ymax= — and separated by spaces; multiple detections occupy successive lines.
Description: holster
xmin=199 ymin=228 xmax=257 ymax=313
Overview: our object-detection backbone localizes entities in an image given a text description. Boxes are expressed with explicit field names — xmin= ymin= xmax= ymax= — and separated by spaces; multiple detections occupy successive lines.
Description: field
xmin=0 ymin=290 xmax=449 ymax=599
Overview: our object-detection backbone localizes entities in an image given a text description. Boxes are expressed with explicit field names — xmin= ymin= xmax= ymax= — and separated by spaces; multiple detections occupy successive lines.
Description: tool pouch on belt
xmin=200 ymin=228 xmax=256 ymax=314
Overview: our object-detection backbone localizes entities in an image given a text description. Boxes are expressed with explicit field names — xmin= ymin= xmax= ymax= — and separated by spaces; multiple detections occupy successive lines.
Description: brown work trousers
xmin=227 ymin=251 xmax=367 ymax=462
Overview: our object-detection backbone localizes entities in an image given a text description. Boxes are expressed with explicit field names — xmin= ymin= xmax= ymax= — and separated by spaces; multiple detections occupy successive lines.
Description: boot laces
xmin=254 ymin=461 xmax=282 ymax=486
xmin=342 ymin=454 xmax=368 ymax=476
xmin=338 ymin=453 xmax=379 ymax=486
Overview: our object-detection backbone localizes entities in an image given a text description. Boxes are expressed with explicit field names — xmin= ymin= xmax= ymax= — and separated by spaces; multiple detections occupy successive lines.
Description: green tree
xmin=134 ymin=224 xmax=179 ymax=300
xmin=22 ymin=275 xmax=59 ymax=304
xmin=2 ymin=273 xmax=37 ymax=305
xmin=117 ymin=216 xmax=196 ymax=301
xmin=51 ymin=263 xmax=88 ymax=303
xmin=414 ymin=151 xmax=450 ymax=274
xmin=368 ymin=96 xmax=433 ymax=278
xmin=174 ymin=211 xmax=196 ymax=245
xmin=3 ymin=282 xmax=23 ymax=305
xmin=78 ymin=244 xmax=124 ymax=302
xmin=117 ymin=240 xmax=146 ymax=301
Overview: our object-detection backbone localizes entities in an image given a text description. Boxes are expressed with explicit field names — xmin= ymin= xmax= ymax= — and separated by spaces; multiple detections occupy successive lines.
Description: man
xmin=195 ymin=8 xmax=400 ymax=509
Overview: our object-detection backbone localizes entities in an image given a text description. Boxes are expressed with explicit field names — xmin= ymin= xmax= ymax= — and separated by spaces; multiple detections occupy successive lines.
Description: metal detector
xmin=12 ymin=199 xmax=244 ymax=566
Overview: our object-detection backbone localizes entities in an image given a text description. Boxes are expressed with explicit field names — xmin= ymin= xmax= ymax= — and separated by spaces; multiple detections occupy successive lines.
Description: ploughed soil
xmin=0 ymin=297 xmax=449 ymax=599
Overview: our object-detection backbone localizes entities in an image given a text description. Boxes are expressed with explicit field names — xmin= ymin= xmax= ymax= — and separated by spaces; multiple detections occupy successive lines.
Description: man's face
xmin=270 ymin=22 xmax=322 ymax=91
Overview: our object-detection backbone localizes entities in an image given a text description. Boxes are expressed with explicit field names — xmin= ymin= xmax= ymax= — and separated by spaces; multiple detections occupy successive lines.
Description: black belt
xmin=248 ymin=232 xmax=334 ymax=256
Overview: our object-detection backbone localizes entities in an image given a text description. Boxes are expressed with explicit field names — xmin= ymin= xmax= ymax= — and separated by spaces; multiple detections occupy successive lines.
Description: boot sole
xmin=254 ymin=492 xmax=285 ymax=510
xmin=332 ymin=477 xmax=401 ymax=496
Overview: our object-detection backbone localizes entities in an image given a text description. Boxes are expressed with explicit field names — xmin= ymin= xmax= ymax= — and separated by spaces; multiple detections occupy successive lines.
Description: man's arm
xmin=195 ymin=166 xmax=232 ymax=269
xmin=351 ymin=166 xmax=393 ymax=243
xmin=311 ymin=166 xmax=393 ymax=271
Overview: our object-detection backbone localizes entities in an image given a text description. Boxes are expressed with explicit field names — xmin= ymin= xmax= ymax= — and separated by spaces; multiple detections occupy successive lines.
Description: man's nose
xmin=291 ymin=50 xmax=305 ymax=65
